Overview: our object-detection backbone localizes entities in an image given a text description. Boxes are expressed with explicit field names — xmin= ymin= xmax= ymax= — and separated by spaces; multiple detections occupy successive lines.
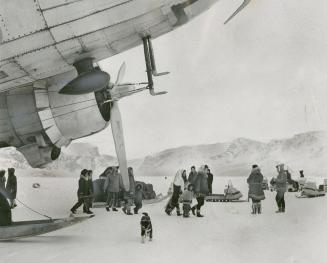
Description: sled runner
xmin=93 ymin=193 xmax=170 ymax=208
xmin=0 ymin=215 xmax=93 ymax=241
xmin=205 ymin=193 xmax=245 ymax=202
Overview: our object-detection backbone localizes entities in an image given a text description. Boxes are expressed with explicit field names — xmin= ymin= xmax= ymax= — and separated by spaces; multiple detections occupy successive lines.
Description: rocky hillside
xmin=0 ymin=131 xmax=326 ymax=178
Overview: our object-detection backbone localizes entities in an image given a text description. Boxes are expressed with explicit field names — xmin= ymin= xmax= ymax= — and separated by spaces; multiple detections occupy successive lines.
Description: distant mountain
xmin=0 ymin=131 xmax=326 ymax=178
xmin=136 ymin=131 xmax=327 ymax=178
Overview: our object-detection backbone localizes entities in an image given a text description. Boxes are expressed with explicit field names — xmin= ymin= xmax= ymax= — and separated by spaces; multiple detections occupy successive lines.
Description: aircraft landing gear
xmin=142 ymin=35 xmax=169 ymax=96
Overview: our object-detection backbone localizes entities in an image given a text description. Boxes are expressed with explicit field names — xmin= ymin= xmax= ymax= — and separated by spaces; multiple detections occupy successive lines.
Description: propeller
xmin=224 ymin=0 xmax=252 ymax=25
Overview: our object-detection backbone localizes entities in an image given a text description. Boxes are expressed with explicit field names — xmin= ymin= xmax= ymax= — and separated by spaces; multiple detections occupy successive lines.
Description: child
xmin=140 ymin=212 xmax=152 ymax=243
xmin=179 ymin=184 xmax=194 ymax=218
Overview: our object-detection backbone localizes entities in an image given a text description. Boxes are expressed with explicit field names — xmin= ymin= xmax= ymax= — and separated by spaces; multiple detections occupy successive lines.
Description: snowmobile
xmin=296 ymin=181 xmax=325 ymax=198
xmin=0 ymin=215 xmax=93 ymax=241
xmin=206 ymin=181 xmax=244 ymax=202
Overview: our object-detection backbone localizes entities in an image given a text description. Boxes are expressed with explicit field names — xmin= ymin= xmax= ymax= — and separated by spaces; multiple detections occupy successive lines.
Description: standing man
xmin=207 ymin=168 xmax=213 ymax=194
xmin=0 ymin=189 xmax=12 ymax=226
xmin=275 ymin=164 xmax=287 ymax=213
xmin=6 ymin=168 xmax=17 ymax=208
xmin=0 ymin=170 xmax=6 ymax=190
xmin=191 ymin=165 xmax=209 ymax=217
xmin=188 ymin=166 xmax=198 ymax=185
xmin=104 ymin=167 xmax=124 ymax=212
xmin=122 ymin=167 xmax=135 ymax=215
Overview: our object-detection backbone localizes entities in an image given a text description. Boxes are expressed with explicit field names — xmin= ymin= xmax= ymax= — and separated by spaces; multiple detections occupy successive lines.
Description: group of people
xmin=165 ymin=165 xmax=213 ymax=218
xmin=70 ymin=166 xmax=143 ymax=216
xmin=0 ymin=168 xmax=17 ymax=226
xmin=71 ymin=169 xmax=94 ymax=214
xmin=247 ymin=164 xmax=288 ymax=214
xmin=103 ymin=166 xmax=143 ymax=215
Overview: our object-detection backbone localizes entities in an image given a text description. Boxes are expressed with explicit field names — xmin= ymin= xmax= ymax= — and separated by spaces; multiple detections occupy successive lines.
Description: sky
xmin=79 ymin=0 xmax=327 ymax=158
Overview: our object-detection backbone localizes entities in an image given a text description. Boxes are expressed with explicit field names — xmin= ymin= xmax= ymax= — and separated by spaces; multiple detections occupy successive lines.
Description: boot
xmin=112 ymin=208 xmax=118 ymax=212
xmin=196 ymin=210 xmax=204 ymax=217
xmin=257 ymin=203 xmax=262 ymax=214
xmin=165 ymin=208 xmax=171 ymax=216
xmin=86 ymin=210 xmax=93 ymax=214
xmin=191 ymin=206 xmax=196 ymax=216
xmin=177 ymin=210 xmax=182 ymax=216
xmin=134 ymin=208 xmax=138 ymax=214
xmin=275 ymin=207 xmax=282 ymax=213
xmin=281 ymin=206 xmax=285 ymax=213
xmin=70 ymin=208 xmax=76 ymax=214
xmin=122 ymin=207 xmax=127 ymax=214
xmin=251 ymin=203 xmax=256 ymax=214
xmin=105 ymin=206 xmax=110 ymax=212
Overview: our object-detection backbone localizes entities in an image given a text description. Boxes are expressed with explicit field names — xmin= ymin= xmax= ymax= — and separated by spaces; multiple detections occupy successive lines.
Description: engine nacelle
xmin=0 ymin=70 xmax=110 ymax=167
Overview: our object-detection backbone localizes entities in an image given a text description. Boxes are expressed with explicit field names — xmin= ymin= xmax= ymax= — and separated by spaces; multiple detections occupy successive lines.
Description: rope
xmin=15 ymin=198 xmax=53 ymax=221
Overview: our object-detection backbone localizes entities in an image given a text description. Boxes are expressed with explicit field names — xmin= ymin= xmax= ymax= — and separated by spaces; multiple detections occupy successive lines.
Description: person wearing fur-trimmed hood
xmin=165 ymin=169 xmax=186 ymax=216
xmin=247 ymin=164 xmax=265 ymax=214
xmin=191 ymin=165 xmax=209 ymax=217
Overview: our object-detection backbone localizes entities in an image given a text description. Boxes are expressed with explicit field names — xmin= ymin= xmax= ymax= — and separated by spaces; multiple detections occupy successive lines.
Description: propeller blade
xmin=224 ymin=0 xmax=251 ymax=25
xmin=115 ymin=62 xmax=126 ymax=85
xmin=110 ymin=102 xmax=130 ymax=191
xmin=59 ymin=70 xmax=109 ymax=95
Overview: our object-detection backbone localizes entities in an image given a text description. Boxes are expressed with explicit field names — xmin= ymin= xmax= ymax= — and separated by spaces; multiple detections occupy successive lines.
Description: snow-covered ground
xmin=1 ymin=175 xmax=327 ymax=263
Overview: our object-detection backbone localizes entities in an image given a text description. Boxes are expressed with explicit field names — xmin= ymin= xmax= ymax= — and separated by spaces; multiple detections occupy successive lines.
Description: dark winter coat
xmin=88 ymin=179 xmax=94 ymax=195
xmin=0 ymin=190 xmax=11 ymax=226
xmin=171 ymin=184 xmax=182 ymax=205
xmin=128 ymin=173 xmax=135 ymax=194
xmin=134 ymin=184 xmax=143 ymax=206
xmin=247 ymin=167 xmax=265 ymax=201
xmin=77 ymin=176 xmax=89 ymax=198
xmin=188 ymin=171 xmax=198 ymax=185
xmin=6 ymin=170 xmax=17 ymax=199
xmin=194 ymin=171 xmax=209 ymax=195
xmin=207 ymin=172 xmax=213 ymax=186
xmin=276 ymin=171 xmax=287 ymax=194
xmin=0 ymin=174 xmax=5 ymax=190
xmin=105 ymin=172 xmax=124 ymax=193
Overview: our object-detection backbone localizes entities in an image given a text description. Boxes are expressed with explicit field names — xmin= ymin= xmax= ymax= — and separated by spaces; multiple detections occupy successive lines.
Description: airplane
xmin=0 ymin=0 xmax=252 ymax=191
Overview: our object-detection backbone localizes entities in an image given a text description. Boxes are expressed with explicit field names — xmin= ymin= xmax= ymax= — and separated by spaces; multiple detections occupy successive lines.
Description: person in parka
xmin=188 ymin=166 xmax=198 ymax=185
xmin=0 ymin=189 xmax=12 ymax=226
xmin=0 ymin=170 xmax=6 ymax=190
xmin=122 ymin=167 xmax=135 ymax=215
xmin=83 ymin=170 xmax=94 ymax=212
xmin=247 ymin=164 xmax=265 ymax=214
xmin=191 ymin=165 xmax=209 ymax=217
xmin=104 ymin=167 xmax=124 ymax=212
xmin=275 ymin=164 xmax=287 ymax=213
xmin=134 ymin=183 xmax=143 ymax=214
xmin=71 ymin=169 xmax=93 ymax=214
xmin=6 ymin=168 xmax=17 ymax=208
xmin=165 ymin=169 xmax=185 ymax=216
xmin=179 ymin=183 xmax=195 ymax=218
